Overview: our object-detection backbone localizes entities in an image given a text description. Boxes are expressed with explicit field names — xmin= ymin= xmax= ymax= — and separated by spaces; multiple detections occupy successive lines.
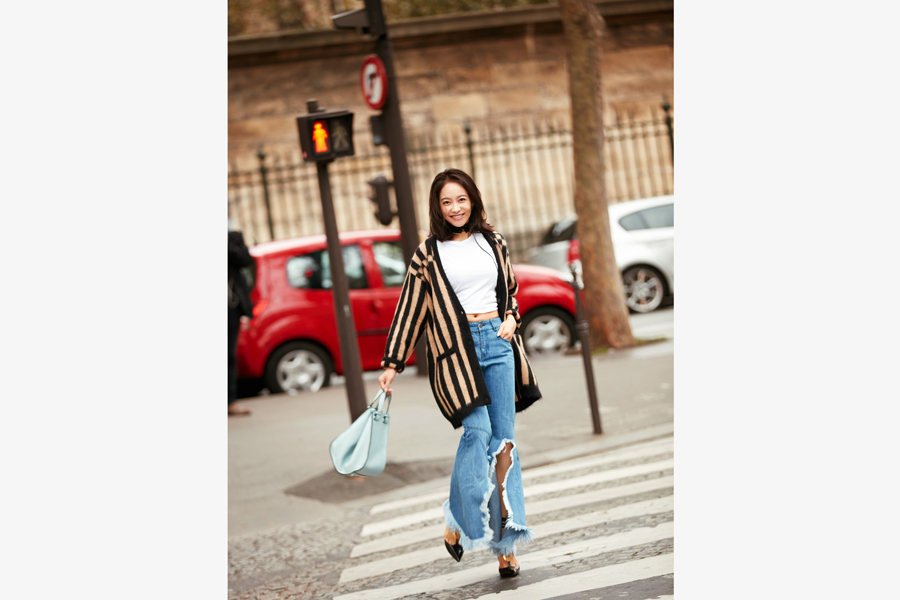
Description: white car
xmin=524 ymin=195 xmax=674 ymax=313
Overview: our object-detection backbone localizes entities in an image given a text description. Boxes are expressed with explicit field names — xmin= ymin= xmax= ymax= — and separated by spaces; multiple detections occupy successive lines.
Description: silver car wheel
xmin=522 ymin=313 xmax=572 ymax=354
xmin=623 ymin=266 xmax=665 ymax=313
xmin=276 ymin=349 xmax=326 ymax=393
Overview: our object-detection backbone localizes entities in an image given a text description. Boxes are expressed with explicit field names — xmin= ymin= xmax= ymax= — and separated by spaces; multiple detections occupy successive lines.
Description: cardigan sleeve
xmin=381 ymin=254 xmax=430 ymax=373
xmin=498 ymin=234 xmax=521 ymax=328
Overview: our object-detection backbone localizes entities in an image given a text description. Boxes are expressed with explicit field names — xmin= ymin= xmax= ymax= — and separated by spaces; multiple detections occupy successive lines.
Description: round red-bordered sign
xmin=360 ymin=55 xmax=388 ymax=111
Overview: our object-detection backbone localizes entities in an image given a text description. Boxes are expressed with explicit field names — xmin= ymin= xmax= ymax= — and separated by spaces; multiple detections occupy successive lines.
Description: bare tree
xmin=559 ymin=0 xmax=635 ymax=350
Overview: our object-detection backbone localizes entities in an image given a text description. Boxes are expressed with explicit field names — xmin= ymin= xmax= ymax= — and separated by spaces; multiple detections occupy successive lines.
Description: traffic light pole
xmin=368 ymin=0 xmax=428 ymax=376
xmin=373 ymin=34 xmax=416 ymax=260
xmin=332 ymin=0 xmax=426 ymax=376
xmin=307 ymin=101 xmax=368 ymax=423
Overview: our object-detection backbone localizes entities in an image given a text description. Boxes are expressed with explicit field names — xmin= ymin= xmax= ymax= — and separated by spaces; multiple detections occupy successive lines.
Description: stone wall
xmin=227 ymin=3 xmax=673 ymax=252
xmin=228 ymin=3 xmax=673 ymax=170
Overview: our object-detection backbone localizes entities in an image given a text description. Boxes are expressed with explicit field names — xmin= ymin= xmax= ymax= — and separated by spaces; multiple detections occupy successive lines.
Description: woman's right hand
xmin=378 ymin=368 xmax=398 ymax=394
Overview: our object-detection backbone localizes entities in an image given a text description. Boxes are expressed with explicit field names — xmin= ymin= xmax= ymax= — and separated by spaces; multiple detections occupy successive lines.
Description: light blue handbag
xmin=329 ymin=390 xmax=391 ymax=477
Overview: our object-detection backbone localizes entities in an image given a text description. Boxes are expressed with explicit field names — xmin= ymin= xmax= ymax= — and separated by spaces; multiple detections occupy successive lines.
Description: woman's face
xmin=439 ymin=181 xmax=471 ymax=228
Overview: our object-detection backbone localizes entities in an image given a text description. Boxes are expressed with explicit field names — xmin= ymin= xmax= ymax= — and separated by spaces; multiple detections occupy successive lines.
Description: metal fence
xmin=228 ymin=101 xmax=673 ymax=262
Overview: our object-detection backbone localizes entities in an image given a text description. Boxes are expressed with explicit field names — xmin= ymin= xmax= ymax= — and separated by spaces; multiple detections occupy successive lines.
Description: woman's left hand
xmin=497 ymin=315 xmax=517 ymax=340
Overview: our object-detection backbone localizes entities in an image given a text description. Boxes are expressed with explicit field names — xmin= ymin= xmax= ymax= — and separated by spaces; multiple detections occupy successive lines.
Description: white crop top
xmin=436 ymin=233 xmax=499 ymax=314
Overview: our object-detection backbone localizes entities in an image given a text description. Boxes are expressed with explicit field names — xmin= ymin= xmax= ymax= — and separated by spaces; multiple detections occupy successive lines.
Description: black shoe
xmin=444 ymin=529 xmax=463 ymax=562
xmin=499 ymin=554 xmax=520 ymax=578
xmin=444 ymin=540 xmax=462 ymax=562
xmin=444 ymin=539 xmax=463 ymax=562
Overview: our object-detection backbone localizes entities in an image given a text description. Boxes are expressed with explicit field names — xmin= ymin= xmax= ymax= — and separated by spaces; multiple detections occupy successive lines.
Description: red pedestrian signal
xmin=312 ymin=121 xmax=330 ymax=153
xmin=297 ymin=110 xmax=355 ymax=163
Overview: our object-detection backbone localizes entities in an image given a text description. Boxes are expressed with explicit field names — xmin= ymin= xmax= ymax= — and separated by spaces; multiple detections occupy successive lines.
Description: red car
xmin=237 ymin=230 xmax=577 ymax=395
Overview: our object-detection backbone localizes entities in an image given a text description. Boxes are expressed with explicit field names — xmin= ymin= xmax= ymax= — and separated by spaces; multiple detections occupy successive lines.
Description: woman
xmin=377 ymin=168 xmax=542 ymax=578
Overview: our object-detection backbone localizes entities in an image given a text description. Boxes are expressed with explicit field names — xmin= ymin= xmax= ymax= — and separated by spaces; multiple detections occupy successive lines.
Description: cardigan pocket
xmin=435 ymin=345 xmax=458 ymax=362
xmin=431 ymin=346 xmax=459 ymax=413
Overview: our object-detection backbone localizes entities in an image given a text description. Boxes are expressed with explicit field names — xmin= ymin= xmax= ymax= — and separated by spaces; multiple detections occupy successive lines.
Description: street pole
xmin=307 ymin=100 xmax=368 ymax=423
xmin=332 ymin=0 xmax=426 ymax=375
xmin=257 ymin=148 xmax=275 ymax=242
xmin=464 ymin=121 xmax=476 ymax=180
xmin=368 ymin=0 xmax=427 ymax=376
xmin=662 ymin=97 xmax=674 ymax=163
xmin=570 ymin=264 xmax=602 ymax=434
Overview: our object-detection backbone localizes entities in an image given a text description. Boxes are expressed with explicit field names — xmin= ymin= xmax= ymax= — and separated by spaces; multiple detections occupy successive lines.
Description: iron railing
xmin=228 ymin=100 xmax=673 ymax=262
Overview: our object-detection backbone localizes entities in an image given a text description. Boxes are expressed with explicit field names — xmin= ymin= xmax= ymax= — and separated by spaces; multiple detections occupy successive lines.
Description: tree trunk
xmin=559 ymin=0 xmax=635 ymax=350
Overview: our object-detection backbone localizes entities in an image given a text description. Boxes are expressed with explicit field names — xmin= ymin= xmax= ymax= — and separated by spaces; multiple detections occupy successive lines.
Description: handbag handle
xmin=371 ymin=389 xmax=392 ymax=414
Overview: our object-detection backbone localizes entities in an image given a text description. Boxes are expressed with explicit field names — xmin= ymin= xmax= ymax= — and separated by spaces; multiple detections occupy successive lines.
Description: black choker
xmin=448 ymin=222 xmax=471 ymax=234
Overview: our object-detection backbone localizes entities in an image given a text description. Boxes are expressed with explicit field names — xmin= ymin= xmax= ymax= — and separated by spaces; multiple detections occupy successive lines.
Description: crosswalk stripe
xmin=339 ymin=495 xmax=673 ymax=584
xmin=469 ymin=553 xmax=673 ymax=600
xmin=360 ymin=458 xmax=674 ymax=537
xmin=532 ymin=494 xmax=672 ymax=538
xmin=360 ymin=508 xmax=444 ymax=537
xmin=526 ymin=475 xmax=674 ymax=515
xmin=368 ymin=489 xmax=447 ymax=517
xmin=521 ymin=437 xmax=672 ymax=481
xmin=523 ymin=458 xmax=674 ymax=497
xmin=334 ymin=521 xmax=674 ymax=600
xmin=350 ymin=475 xmax=674 ymax=558
xmin=367 ymin=437 xmax=673 ymax=516
xmin=350 ymin=524 xmax=445 ymax=559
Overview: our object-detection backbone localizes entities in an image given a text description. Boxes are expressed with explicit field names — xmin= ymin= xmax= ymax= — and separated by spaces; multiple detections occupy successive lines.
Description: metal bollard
xmin=569 ymin=264 xmax=602 ymax=434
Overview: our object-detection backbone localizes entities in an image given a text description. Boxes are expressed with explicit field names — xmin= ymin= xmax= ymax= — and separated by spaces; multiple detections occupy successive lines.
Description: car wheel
xmin=264 ymin=341 xmax=333 ymax=395
xmin=622 ymin=266 xmax=666 ymax=313
xmin=520 ymin=307 xmax=576 ymax=355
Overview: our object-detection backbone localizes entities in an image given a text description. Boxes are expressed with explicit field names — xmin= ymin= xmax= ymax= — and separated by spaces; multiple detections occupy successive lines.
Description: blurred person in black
xmin=228 ymin=227 xmax=255 ymax=416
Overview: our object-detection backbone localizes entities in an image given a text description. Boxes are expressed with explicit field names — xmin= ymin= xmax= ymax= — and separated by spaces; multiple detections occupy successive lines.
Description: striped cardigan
xmin=381 ymin=231 xmax=542 ymax=428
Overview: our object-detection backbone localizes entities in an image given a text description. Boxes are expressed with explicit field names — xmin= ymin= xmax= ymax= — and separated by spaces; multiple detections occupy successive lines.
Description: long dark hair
xmin=428 ymin=168 xmax=495 ymax=242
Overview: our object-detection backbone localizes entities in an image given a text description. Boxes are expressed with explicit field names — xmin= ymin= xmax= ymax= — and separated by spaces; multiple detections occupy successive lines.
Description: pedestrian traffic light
xmin=368 ymin=175 xmax=394 ymax=226
xmin=296 ymin=110 xmax=355 ymax=163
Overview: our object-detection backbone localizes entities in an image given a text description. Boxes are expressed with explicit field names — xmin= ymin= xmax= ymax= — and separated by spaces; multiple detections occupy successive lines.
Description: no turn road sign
xmin=360 ymin=55 xmax=388 ymax=111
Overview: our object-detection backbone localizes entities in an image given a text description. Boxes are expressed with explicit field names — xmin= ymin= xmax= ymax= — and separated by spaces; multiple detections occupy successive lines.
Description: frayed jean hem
xmin=490 ymin=525 xmax=535 ymax=557
xmin=443 ymin=500 xmax=493 ymax=552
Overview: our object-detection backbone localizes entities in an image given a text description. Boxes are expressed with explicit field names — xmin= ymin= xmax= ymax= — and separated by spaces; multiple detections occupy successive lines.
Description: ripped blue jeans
xmin=443 ymin=317 xmax=534 ymax=557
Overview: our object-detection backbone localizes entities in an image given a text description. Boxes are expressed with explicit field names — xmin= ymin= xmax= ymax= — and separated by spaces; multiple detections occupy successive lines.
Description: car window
xmin=286 ymin=245 xmax=369 ymax=290
xmin=618 ymin=212 xmax=647 ymax=231
xmin=619 ymin=204 xmax=674 ymax=231
xmin=373 ymin=241 xmax=406 ymax=287
xmin=286 ymin=254 xmax=320 ymax=288
xmin=540 ymin=217 xmax=577 ymax=245
xmin=638 ymin=204 xmax=674 ymax=228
